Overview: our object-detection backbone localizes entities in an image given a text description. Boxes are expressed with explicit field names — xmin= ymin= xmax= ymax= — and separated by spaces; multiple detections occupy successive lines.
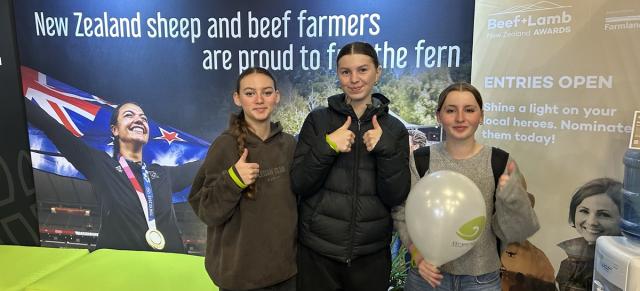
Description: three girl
xmin=192 ymin=46 xmax=539 ymax=291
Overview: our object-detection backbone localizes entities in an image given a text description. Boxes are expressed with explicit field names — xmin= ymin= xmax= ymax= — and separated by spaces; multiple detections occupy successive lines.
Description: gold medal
xmin=145 ymin=229 xmax=166 ymax=250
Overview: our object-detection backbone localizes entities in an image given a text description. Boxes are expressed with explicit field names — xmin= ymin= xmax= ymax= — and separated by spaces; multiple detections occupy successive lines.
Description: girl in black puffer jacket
xmin=291 ymin=41 xmax=410 ymax=291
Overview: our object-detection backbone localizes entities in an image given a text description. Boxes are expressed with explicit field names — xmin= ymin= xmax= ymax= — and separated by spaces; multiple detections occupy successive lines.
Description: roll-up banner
xmin=473 ymin=0 xmax=640 ymax=284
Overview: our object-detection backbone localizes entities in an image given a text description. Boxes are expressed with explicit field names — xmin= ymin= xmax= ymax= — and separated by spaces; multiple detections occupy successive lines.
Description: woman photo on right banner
xmin=556 ymin=177 xmax=623 ymax=291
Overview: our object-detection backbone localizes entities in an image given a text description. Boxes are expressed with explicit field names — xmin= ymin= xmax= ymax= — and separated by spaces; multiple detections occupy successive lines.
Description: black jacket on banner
xmin=291 ymin=93 xmax=410 ymax=263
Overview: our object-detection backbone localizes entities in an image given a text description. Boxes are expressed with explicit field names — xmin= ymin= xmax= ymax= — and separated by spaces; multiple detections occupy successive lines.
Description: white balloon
xmin=405 ymin=170 xmax=487 ymax=267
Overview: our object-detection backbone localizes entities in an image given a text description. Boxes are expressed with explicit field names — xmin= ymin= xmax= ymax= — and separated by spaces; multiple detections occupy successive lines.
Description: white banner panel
xmin=473 ymin=0 xmax=640 ymax=284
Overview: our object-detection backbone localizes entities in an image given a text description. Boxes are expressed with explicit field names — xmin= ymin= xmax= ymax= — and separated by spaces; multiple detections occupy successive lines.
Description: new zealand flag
xmin=22 ymin=66 xmax=210 ymax=202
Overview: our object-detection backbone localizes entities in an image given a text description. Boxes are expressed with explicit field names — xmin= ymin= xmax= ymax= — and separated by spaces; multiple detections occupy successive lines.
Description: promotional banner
xmin=473 ymin=0 xmax=640 ymax=289
xmin=0 ymin=0 xmax=38 ymax=246
xmin=13 ymin=0 xmax=474 ymax=258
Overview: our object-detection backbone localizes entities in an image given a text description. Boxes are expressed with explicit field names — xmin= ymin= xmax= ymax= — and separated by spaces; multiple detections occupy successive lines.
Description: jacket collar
xmin=327 ymin=93 xmax=390 ymax=121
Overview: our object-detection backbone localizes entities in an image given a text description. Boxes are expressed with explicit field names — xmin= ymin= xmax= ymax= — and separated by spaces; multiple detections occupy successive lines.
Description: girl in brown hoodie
xmin=189 ymin=67 xmax=297 ymax=291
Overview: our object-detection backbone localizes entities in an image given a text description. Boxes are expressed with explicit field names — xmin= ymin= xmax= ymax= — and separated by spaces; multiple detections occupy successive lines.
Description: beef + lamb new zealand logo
xmin=486 ymin=1 xmax=573 ymax=39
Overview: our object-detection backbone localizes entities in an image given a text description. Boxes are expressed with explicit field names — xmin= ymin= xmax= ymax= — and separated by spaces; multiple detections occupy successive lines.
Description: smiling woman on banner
xmin=25 ymin=100 xmax=201 ymax=253
xmin=556 ymin=177 xmax=622 ymax=291
xmin=392 ymin=82 xmax=539 ymax=291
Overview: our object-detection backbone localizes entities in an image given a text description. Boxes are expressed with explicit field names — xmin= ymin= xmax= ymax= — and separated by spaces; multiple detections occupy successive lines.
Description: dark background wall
xmin=0 ymin=0 xmax=39 ymax=245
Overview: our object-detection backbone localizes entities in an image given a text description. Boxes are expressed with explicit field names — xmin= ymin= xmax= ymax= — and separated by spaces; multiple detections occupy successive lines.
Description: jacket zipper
xmin=347 ymin=117 xmax=361 ymax=266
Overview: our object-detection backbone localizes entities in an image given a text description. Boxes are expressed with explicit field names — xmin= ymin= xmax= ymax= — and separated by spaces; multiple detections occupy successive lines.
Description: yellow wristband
xmin=325 ymin=134 xmax=339 ymax=153
xmin=410 ymin=247 xmax=419 ymax=268
xmin=228 ymin=167 xmax=248 ymax=189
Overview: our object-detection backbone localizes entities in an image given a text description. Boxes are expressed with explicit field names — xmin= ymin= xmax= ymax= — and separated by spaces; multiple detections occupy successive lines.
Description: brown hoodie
xmin=189 ymin=122 xmax=297 ymax=290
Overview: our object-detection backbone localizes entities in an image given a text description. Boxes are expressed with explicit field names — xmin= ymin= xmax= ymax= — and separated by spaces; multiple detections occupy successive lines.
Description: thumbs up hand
xmin=235 ymin=148 xmax=260 ymax=185
xmin=328 ymin=116 xmax=356 ymax=153
xmin=497 ymin=161 xmax=516 ymax=191
xmin=363 ymin=115 xmax=383 ymax=152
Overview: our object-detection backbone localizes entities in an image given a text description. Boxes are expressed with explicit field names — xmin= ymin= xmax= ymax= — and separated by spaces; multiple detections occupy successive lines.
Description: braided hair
xmin=229 ymin=67 xmax=277 ymax=199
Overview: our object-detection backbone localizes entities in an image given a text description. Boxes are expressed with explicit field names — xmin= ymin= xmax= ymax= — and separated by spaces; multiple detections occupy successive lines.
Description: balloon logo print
xmin=456 ymin=216 xmax=486 ymax=241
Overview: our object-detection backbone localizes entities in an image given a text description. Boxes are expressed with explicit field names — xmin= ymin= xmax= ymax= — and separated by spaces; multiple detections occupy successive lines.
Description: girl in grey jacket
xmin=392 ymin=82 xmax=539 ymax=291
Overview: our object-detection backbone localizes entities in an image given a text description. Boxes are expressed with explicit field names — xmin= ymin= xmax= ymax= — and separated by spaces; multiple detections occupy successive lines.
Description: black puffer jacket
xmin=291 ymin=93 xmax=410 ymax=263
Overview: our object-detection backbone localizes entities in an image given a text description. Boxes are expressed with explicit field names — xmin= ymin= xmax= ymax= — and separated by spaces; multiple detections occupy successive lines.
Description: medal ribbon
xmin=118 ymin=156 xmax=157 ymax=231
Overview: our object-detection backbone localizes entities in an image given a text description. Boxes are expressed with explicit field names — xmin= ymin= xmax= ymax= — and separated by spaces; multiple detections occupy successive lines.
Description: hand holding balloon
xmin=410 ymin=244 xmax=443 ymax=287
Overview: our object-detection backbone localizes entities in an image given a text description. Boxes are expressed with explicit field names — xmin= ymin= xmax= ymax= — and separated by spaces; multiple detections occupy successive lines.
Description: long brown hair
xmin=229 ymin=67 xmax=277 ymax=199
xmin=436 ymin=82 xmax=483 ymax=113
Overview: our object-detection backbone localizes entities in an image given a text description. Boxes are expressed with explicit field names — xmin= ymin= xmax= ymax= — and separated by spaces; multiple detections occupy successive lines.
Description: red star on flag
xmin=154 ymin=127 xmax=186 ymax=145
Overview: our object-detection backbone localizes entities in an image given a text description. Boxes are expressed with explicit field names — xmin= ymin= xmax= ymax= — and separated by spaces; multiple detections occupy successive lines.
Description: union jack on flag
xmin=22 ymin=66 xmax=210 ymax=203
